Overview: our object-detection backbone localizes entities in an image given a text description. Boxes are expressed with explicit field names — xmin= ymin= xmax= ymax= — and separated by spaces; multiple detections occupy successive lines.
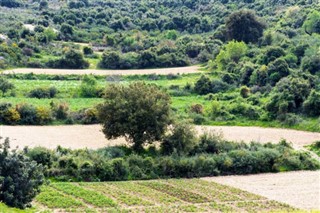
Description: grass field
xmin=0 ymin=179 xmax=296 ymax=212
xmin=2 ymin=73 xmax=320 ymax=132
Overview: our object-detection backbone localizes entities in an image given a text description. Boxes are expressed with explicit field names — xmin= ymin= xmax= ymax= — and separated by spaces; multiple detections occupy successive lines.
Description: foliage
xmin=215 ymin=41 xmax=248 ymax=71
xmin=161 ymin=122 xmax=198 ymax=155
xmin=98 ymin=82 xmax=171 ymax=152
xmin=46 ymin=49 xmax=89 ymax=69
xmin=0 ymin=138 xmax=44 ymax=209
xmin=303 ymin=90 xmax=320 ymax=116
xmin=225 ymin=10 xmax=266 ymax=43
xmin=0 ymin=77 xmax=14 ymax=96
xmin=24 ymin=135 xmax=320 ymax=182
xmin=28 ymin=87 xmax=57 ymax=99
xmin=303 ymin=10 xmax=320 ymax=35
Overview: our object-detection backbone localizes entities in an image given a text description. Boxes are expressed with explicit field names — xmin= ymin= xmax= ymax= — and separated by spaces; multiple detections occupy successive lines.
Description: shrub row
xmin=0 ymin=102 xmax=99 ymax=125
xmin=25 ymin=137 xmax=320 ymax=182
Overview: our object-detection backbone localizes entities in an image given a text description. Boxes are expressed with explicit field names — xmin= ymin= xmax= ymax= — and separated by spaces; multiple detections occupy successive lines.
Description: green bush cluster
xmin=24 ymin=133 xmax=319 ymax=182
xmin=28 ymin=86 xmax=58 ymax=99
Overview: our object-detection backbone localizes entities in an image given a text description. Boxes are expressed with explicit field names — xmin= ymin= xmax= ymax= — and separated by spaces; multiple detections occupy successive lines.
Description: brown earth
xmin=202 ymin=170 xmax=320 ymax=210
xmin=0 ymin=125 xmax=319 ymax=150
xmin=2 ymin=66 xmax=201 ymax=76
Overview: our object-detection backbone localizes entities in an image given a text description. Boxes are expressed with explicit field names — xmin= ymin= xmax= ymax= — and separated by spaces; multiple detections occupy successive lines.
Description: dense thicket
xmin=24 ymin=136 xmax=319 ymax=182
xmin=0 ymin=0 xmax=318 ymax=69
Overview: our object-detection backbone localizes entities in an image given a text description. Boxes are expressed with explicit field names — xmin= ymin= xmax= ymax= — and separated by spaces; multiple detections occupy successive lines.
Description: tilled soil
xmin=1 ymin=125 xmax=319 ymax=150
xmin=202 ymin=170 xmax=320 ymax=210
xmin=3 ymin=66 xmax=200 ymax=76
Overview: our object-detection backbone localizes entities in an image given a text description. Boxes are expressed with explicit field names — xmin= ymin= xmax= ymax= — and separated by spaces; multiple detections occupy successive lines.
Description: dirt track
xmin=0 ymin=125 xmax=319 ymax=150
xmin=202 ymin=170 xmax=320 ymax=210
xmin=3 ymin=66 xmax=200 ymax=76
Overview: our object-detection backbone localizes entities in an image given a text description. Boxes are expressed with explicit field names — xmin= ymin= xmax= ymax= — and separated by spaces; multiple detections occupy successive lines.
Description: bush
xmin=51 ymin=102 xmax=69 ymax=120
xmin=28 ymin=87 xmax=57 ymax=99
xmin=194 ymin=76 xmax=230 ymax=95
xmin=46 ymin=49 xmax=89 ymax=69
xmin=0 ymin=103 xmax=20 ymax=125
xmin=240 ymin=86 xmax=250 ymax=98
xmin=190 ymin=104 xmax=204 ymax=114
xmin=161 ymin=122 xmax=198 ymax=155
xmin=36 ymin=106 xmax=53 ymax=125
xmin=25 ymin=147 xmax=53 ymax=169
xmin=16 ymin=104 xmax=38 ymax=125
xmin=0 ymin=138 xmax=44 ymax=209
xmin=303 ymin=90 xmax=320 ymax=116
xmin=0 ymin=77 xmax=14 ymax=96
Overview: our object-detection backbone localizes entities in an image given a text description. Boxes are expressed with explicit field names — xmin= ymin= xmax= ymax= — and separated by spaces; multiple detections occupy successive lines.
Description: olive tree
xmin=98 ymin=82 xmax=171 ymax=152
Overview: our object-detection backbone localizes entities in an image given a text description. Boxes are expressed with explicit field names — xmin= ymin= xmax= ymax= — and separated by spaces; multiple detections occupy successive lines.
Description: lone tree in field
xmin=98 ymin=82 xmax=171 ymax=152
xmin=225 ymin=10 xmax=266 ymax=43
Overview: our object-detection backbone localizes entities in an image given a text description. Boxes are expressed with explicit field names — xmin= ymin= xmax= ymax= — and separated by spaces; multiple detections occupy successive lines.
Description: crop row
xmin=51 ymin=183 xmax=116 ymax=208
xmin=139 ymin=181 xmax=209 ymax=203
xmin=79 ymin=182 xmax=152 ymax=206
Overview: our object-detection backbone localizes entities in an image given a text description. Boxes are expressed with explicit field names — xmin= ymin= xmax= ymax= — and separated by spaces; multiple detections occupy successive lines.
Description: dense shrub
xmin=161 ymin=122 xmax=198 ymax=155
xmin=16 ymin=104 xmax=38 ymax=125
xmin=225 ymin=10 xmax=266 ymax=43
xmin=194 ymin=75 xmax=230 ymax=95
xmin=303 ymin=90 xmax=320 ymax=116
xmin=0 ymin=103 xmax=20 ymax=124
xmin=29 ymin=137 xmax=320 ymax=181
xmin=0 ymin=138 xmax=44 ymax=209
xmin=0 ymin=77 xmax=14 ymax=96
xmin=46 ymin=49 xmax=89 ymax=69
xmin=51 ymin=102 xmax=69 ymax=120
xmin=28 ymin=87 xmax=57 ymax=99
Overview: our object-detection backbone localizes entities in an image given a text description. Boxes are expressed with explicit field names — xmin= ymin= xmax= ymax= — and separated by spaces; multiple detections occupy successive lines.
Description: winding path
xmin=2 ymin=66 xmax=201 ymax=76
xmin=0 ymin=125 xmax=319 ymax=150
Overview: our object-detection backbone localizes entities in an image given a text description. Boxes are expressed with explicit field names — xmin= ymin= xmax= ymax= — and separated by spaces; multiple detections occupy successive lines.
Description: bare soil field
xmin=202 ymin=170 xmax=320 ymax=210
xmin=1 ymin=125 xmax=319 ymax=150
xmin=2 ymin=66 xmax=200 ymax=76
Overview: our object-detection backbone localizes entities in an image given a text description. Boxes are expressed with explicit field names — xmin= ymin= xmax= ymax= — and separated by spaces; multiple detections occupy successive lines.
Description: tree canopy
xmin=98 ymin=82 xmax=171 ymax=152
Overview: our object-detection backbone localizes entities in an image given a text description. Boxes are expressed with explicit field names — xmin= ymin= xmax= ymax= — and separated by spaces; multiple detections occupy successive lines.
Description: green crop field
xmin=1 ymin=179 xmax=296 ymax=212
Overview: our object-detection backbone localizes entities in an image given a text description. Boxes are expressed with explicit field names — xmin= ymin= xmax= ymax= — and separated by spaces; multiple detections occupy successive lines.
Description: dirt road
xmin=3 ymin=66 xmax=200 ymax=76
xmin=202 ymin=170 xmax=320 ymax=210
xmin=0 ymin=125 xmax=319 ymax=150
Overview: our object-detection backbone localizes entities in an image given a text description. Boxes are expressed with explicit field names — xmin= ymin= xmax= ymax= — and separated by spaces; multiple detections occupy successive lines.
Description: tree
xmin=303 ymin=10 xmax=320 ymax=35
xmin=303 ymin=90 xmax=320 ymax=116
xmin=60 ymin=24 xmax=74 ymax=41
xmin=226 ymin=10 xmax=266 ymax=43
xmin=47 ymin=49 xmax=89 ymax=69
xmin=98 ymin=82 xmax=171 ymax=152
xmin=267 ymin=58 xmax=290 ymax=85
xmin=0 ymin=138 xmax=44 ymax=209
xmin=39 ymin=0 xmax=48 ymax=10
xmin=0 ymin=77 xmax=14 ymax=96
xmin=215 ymin=40 xmax=247 ymax=71
xmin=98 ymin=51 xmax=121 ymax=69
